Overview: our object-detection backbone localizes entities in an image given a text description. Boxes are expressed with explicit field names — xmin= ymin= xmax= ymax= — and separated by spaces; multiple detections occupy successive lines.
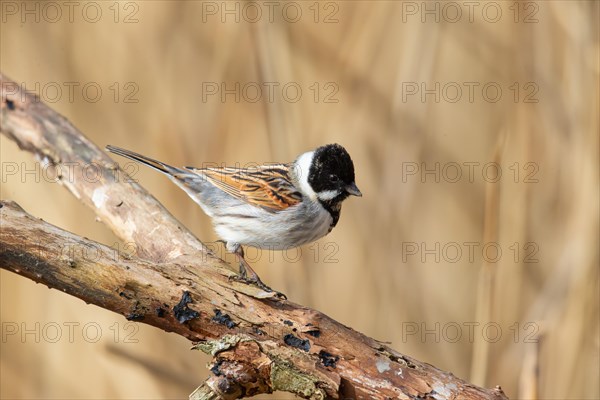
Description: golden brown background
xmin=1 ymin=1 xmax=598 ymax=399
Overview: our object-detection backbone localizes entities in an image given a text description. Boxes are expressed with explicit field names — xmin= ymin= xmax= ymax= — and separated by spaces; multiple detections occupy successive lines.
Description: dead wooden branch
xmin=0 ymin=72 xmax=509 ymax=400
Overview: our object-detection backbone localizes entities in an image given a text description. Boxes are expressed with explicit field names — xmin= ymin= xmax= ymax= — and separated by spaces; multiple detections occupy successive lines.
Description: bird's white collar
xmin=294 ymin=151 xmax=318 ymax=201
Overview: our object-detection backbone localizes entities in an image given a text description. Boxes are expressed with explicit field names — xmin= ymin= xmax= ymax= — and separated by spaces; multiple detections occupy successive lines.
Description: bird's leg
xmin=233 ymin=246 xmax=266 ymax=287
xmin=234 ymin=246 xmax=252 ymax=280
xmin=231 ymin=246 xmax=286 ymax=299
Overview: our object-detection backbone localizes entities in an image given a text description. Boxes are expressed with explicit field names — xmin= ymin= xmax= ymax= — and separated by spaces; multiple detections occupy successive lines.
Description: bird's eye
xmin=330 ymin=174 xmax=339 ymax=182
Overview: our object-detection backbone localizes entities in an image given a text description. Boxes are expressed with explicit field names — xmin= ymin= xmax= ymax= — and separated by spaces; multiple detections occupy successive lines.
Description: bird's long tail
xmin=106 ymin=145 xmax=184 ymax=176
xmin=105 ymin=145 xmax=211 ymax=210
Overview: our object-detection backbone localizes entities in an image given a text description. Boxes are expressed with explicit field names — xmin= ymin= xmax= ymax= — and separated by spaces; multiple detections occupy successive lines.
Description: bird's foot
xmin=229 ymin=259 xmax=286 ymax=299
xmin=229 ymin=273 xmax=287 ymax=300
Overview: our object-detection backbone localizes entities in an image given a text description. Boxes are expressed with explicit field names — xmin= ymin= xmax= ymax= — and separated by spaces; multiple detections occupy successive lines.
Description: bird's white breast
xmin=213 ymin=200 xmax=333 ymax=250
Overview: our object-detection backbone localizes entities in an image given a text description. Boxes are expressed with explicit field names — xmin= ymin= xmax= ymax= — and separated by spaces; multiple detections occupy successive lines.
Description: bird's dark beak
xmin=345 ymin=182 xmax=362 ymax=197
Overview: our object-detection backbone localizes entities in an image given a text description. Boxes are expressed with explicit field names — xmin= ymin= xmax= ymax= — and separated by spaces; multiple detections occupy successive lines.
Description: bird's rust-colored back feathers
xmin=187 ymin=164 xmax=302 ymax=211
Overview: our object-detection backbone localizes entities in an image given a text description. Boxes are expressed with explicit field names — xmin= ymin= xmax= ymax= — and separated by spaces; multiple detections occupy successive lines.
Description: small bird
xmin=106 ymin=144 xmax=361 ymax=292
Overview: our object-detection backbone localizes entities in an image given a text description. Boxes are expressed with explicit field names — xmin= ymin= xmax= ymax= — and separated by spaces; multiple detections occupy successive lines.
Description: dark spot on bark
xmin=212 ymin=309 xmax=236 ymax=329
xmin=306 ymin=328 xmax=321 ymax=338
xmin=116 ymin=201 xmax=123 ymax=207
xmin=283 ymin=319 xmax=293 ymax=326
xmin=210 ymin=359 xmax=224 ymax=376
xmin=339 ymin=377 xmax=356 ymax=399
xmin=126 ymin=313 xmax=144 ymax=321
xmin=126 ymin=300 xmax=146 ymax=321
xmin=0 ymin=203 xmax=3 ymax=209
xmin=155 ymin=307 xmax=166 ymax=317
xmin=253 ymin=326 xmax=266 ymax=336
xmin=399 ymin=355 xmax=417 ymax=369
xmin=292 ymin=328 xmax=297 ymax=332
xmin=6 ymin=99 xmax=15 ymax=110
xmin=119 ymin=291 xmax=132 ymax=299
xmin=173 ymin=291 xmax=200 ymax=323
xmin=283 ymin=333 xmax=310 ymax=352
xmin=318 ymin=350 xmax=339 ymax=368
xmin=215 ymin=376 xmax=239 ymax=395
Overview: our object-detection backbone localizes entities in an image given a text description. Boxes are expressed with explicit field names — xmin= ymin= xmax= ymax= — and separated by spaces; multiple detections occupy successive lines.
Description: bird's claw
xmin=229 ymin=273 xmax=287 ymax=299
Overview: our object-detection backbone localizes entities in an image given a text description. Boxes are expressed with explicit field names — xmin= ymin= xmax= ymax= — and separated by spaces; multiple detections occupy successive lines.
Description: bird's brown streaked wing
xmin=186 ymin=164 xmax=302 ymax=211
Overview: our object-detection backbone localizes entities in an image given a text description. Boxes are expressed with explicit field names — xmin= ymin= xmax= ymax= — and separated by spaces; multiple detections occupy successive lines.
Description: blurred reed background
xmin=1 ymin=1 xmax=598 ymax=399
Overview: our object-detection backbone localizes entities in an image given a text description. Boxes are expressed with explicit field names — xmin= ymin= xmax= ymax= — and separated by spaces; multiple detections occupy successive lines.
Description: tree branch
xmin=0 ymin=72 xmax=508 ymax=400
xmin=0 ymin=72 xmax=204 ymax=263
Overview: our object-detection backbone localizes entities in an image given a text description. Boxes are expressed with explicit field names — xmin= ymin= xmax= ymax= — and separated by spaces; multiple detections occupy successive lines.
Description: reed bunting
xmin=106 ymin=144 xmax=361 ymax=293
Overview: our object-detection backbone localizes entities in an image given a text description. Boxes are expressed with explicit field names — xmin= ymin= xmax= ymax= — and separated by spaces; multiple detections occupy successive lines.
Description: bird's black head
xmin=308 ymin=143 xmax=362 ymax=203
